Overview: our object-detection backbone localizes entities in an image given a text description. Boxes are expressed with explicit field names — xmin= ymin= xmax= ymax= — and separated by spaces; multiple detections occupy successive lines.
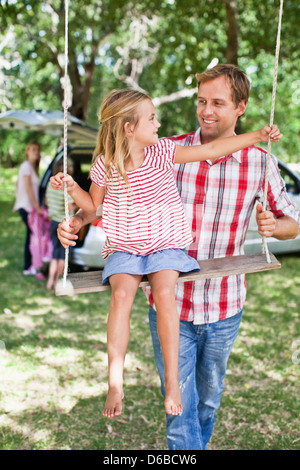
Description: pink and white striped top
xmin=90 ymin=138 xmax=193 ymax=259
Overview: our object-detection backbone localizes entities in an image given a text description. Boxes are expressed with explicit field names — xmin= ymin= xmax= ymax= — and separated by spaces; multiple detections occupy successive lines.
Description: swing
xmin=55 ymin=0 xmax=283 ymax=297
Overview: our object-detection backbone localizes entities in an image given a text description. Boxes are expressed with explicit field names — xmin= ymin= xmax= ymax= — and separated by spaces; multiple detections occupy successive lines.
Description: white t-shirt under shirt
xmin=90 ymin=138 xmax=193 ymax=259
xmin=14 ymin=160 xmax=39 ymax=213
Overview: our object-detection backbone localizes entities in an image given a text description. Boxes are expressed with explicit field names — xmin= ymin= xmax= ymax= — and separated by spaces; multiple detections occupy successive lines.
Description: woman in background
xmin=14 ymin=141 xmax=44 ymax=278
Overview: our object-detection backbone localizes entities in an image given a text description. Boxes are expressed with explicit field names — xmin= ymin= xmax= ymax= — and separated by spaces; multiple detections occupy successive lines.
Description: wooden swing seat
xmin=55 ymin=252 xmax=281 ymax=296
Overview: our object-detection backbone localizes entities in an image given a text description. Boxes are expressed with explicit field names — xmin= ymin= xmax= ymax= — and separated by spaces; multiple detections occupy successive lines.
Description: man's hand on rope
xmin=57 ymin=216 xmax=83 ymax=249
xmin=256 ymin=203 xmax=277 ymax=237
xmin=257 ymin=204 xmax=300 ymax=240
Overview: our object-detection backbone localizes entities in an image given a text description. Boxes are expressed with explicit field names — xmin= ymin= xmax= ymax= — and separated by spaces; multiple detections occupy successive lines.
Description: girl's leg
xmin=47 ymin=259 xmax=64 ymax=290
xmin=103 ymin=273 xmax=143 ymax=418
xmin=47 ymin=259 xmax=58 ymax=290
xmin=55 ymin=259 xmax=65 ymax=288
xmin=147 ymin=270 xmax=182 ymax=416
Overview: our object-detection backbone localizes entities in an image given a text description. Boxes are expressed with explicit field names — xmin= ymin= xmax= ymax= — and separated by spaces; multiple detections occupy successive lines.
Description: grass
xmin=0 ymin=168 xmax=299 ymax=450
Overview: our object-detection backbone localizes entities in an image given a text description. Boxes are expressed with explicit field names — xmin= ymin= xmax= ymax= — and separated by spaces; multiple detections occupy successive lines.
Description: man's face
xmin=196 ymin=75 xmax=247 ymax=143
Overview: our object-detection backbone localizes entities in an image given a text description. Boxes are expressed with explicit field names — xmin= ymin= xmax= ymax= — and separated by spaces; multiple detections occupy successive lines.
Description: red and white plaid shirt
xmin=145 ymin=128 xmax=300 ymax=324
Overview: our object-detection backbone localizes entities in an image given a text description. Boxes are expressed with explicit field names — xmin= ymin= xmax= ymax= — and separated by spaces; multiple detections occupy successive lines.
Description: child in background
xmin=50 ymin=89 xmax=282 ymax=418
xmin=46 ymin=159 xmax=77 ymax=290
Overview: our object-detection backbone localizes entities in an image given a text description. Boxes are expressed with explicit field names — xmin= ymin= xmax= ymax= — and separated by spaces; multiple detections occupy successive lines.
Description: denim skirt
xmin=102 ymin=248 xmax=200 ymax=285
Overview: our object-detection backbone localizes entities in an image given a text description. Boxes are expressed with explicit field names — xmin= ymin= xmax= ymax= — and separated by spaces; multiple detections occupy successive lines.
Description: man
xmin=57 ymin=64 xmax=300 ymax=450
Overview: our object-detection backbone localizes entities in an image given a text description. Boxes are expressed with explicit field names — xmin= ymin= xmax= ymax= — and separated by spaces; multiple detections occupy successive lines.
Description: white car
xmin=1 ymin=109 xmax=300 ymax=268
xmin=244 ymin=159 xmax=300 ymax=255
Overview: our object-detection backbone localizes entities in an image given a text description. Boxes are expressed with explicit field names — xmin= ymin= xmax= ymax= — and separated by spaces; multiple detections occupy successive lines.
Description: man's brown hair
xmin=196 ymin=64 xmax=250 ymax=117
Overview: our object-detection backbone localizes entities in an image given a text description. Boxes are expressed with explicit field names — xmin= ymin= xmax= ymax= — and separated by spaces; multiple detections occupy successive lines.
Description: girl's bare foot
xmin=102 ymin=387 xmax=124 ymax=418
xmin=164 ymin=378 xmax=183 ymax=416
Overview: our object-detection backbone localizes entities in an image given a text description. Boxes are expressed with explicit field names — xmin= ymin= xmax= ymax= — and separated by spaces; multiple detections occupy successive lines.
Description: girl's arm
xmin=174 ymin=125 xmax=282 ymax=164
xmin=50 ymin=173 xmax=105 ymax=213
xmin=24 ymin=175 xmax=42 ymax=214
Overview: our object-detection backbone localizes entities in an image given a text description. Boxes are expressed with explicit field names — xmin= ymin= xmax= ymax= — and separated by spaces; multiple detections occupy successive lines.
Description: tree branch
xmin=152 ymin=87 xmax=198 ymax=107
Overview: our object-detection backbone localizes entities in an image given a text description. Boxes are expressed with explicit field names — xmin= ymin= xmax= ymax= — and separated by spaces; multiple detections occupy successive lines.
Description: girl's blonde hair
xmin=91 ymin=89 xmax=151 ymax=186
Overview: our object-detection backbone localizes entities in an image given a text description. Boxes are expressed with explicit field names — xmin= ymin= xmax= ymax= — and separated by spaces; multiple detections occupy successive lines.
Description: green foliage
xmin=239 ymin=52 xmax=300 ymax=161
xmin=1 ymin=0 xmax=300 ymax=166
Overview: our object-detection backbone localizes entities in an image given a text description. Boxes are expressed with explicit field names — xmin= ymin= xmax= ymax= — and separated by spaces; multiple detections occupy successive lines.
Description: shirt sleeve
xmin=145 ymin=138 xmax=176 ymax=170
xmin=90 ymin=156 xmax=106 ymax=188
xmin=21 ymin=161 xmax=33 ymax=177
xmin=258 ymin=154 xmax=300 ymax=225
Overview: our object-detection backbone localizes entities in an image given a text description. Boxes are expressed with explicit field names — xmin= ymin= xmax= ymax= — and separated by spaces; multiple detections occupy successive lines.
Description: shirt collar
xmin=197 ymin=127 xmax=242 ymax=163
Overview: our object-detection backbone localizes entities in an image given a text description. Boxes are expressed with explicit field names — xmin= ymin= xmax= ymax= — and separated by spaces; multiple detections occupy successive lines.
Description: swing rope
xmin=62 ymin=0 xmax=70 ymax=288
xmin=262 ymin=0 xmax=284 ymax=263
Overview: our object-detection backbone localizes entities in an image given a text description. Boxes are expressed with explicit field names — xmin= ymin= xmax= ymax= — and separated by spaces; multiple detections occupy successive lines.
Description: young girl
xmin=50 ymin=89 xmax=281 ymax=418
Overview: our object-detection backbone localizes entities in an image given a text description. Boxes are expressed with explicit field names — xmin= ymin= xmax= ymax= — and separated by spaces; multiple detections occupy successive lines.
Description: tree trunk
xmin=68 ymin=61 xmax=95 ymax=121
xmin=222 ymin=0 xmax=239 ymax=65
xmin=67 ymin=46 xmax=96 ymax=121
xmin=222 ymin=0 xmax=242 ymax=133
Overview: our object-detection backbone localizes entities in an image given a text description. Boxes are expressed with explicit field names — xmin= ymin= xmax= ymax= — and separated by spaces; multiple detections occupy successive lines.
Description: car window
xmin=279 ymin=166 xmax=300 ymax=195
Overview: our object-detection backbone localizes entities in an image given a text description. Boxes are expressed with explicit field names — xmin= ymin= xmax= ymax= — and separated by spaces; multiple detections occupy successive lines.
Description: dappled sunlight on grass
xmin=210 ymin=256 xmax=300 ymax=450
xmin=0 ymin=183 xmax=299 ymax=450
xmin=0 ymin=232 xmax=162 ymax=449
xmin=0 ymin=315 xmax=164 ymax=449
xmin=0 ymin=416 xmax=56 ymax=450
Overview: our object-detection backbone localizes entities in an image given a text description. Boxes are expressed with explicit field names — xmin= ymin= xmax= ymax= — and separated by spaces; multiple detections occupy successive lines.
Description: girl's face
xmin=26 ymin=144 xmax=40 ymax=163
xmin=132 ymin=99 xmax=161 ymax=147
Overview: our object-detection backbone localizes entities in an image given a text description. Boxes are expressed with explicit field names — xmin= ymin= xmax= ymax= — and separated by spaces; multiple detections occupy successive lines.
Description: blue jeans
xmin=149 ymin=306 xmax=243 ymax=450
